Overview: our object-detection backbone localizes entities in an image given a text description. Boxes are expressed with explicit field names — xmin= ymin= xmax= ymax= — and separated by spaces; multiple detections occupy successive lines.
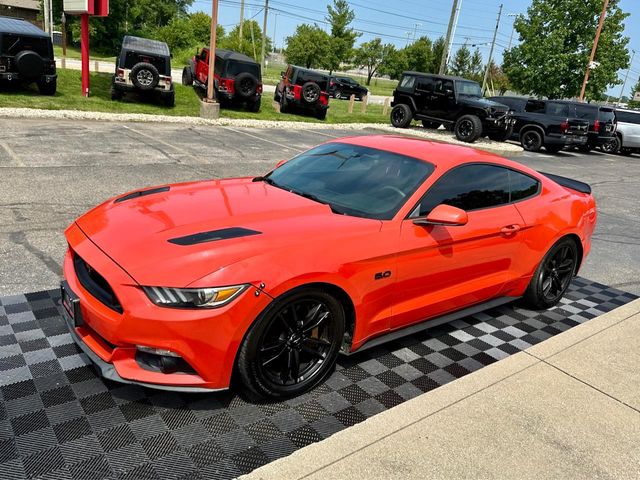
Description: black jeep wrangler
xmin=274 ymin=65 xmax=330 ymax=120
xmin=111 ymin=36 xmax=174 ymax=107
xmin=0 ymin=17 xmax=56 ymax=95
xmin=390 ymin=72 xmax=514 ymax=143
xmin=182 ymin=48 xmax=262 ymax=112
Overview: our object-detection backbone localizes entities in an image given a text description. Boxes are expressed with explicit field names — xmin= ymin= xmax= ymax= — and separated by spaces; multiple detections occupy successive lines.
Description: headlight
xmin=143 ymin=285 xmax=248 ymax=309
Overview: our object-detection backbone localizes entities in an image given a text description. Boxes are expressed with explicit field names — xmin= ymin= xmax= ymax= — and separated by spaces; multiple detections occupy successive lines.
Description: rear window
xmin=295 ymin=69 xmax=328 ymax=90
xmin=1 ymin=34 xmax=51 ymax=57
xmin=399 ymin=75 xmax=415 ymax=89
xmin=574 ymin=104 xmax=598 ymax=120
xmin=123 ymin=51 xmax=168 ymax=75
xmin=598 ymin=109 xmax=616 ymax=123
xmin=546 ymin=102 xmax=570 ymax=117
xmin=616 ymin=110 xmax=640 ymax=124
xmin=223 ymin=61 xmax=260 ymax=79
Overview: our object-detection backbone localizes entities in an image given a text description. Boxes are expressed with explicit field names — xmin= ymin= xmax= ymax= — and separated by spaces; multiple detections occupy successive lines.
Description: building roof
xmin=121 ymin=35 xmax=170 ymax=56
xmin=0 ymin=0 xmax=39 ymax=11
xmin=0 ymin=16 xmax=48 ymax=37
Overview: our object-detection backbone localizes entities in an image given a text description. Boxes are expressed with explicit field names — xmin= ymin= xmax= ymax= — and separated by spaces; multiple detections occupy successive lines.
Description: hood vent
xmin=114 ymin=186 xmax=170 ymax=203
xmin=168 ymin=227 xmax=262 ymax=246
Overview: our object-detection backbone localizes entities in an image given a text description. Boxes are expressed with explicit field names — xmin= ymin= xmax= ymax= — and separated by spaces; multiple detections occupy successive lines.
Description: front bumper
xmin=484 ymin=115 xmax=516 ymax=131
xmin=62 ymin=222 xmax=272 ymax=391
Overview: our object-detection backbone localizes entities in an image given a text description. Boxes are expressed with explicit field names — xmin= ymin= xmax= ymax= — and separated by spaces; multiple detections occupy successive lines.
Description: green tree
xmin=628 ymin=77 xmax=640 ymax=108
xmin=469 ymin=48 xmax=484 ymax=82
xmin=404 ymin=37 xmax=433 ymax=73
xmin=450 ymin=45 xmax=471 ymax=77
xmin=379 ymin=47 xmax=408 ymax=80
xmin=221 ymin=20 xmax=271 ymax=61
xmin=429 ymin=37 xmax=446 ymax=73
xmin=353 ymin=38 xmax=394 ymax=85
xmin=324 ymin=0 xmax=360 ymax=73
xmin=486 ymin=61 xmax=511 ymax=95
xmin=503 ymin=0 xmax=630 ymax=100
xmin=285 ymin=24 xmax=331 ymax=69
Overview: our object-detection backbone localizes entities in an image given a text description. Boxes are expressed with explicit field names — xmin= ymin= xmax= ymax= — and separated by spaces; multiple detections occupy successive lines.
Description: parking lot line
xmin=0 ymin=141 xmax=24 ymax=167
xmin=121 ymin=125 xmax=209 ymax=165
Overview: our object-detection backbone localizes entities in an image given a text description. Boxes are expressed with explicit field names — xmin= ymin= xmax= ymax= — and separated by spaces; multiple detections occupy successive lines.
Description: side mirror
xmin=274 ymin=159 xmax=287 ymax=169
xmin=413 ymin=204 xmax=468 ymax=227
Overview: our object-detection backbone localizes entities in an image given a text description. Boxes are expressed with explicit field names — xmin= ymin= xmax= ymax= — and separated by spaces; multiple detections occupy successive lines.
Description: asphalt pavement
xmin=0 ymin=118 xmax=638 ymax=297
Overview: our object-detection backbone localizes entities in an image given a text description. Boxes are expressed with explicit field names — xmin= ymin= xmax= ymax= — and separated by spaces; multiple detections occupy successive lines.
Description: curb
xmin=0 ymin=108 xmax=523 ymax=156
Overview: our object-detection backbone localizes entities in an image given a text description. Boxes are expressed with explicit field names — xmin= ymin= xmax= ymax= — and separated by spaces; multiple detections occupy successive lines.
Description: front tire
xmin=601 ymin=136 xmax=620 ymax=154
xmin=454 ymin=114 xmax=482 ymax=143
xmin=522 ymin=237 xmax=578 ymax=309
xmin=390 ymin=104 xmax=412 ymax=128
xmin=236 ymin=288 xmax=345 ymax=400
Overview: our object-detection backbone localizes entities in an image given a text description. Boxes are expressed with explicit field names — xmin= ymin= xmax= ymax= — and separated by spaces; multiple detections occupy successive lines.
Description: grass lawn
xmin=53 ymin=45 xmax=116 ymax=62
xmin=0 ymin=68 xmax=388 ymax=124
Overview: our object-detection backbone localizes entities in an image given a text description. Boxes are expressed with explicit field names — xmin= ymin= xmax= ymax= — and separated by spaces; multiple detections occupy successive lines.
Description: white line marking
xmin=222 ymin=126 xmax=306 ymax=152
xmin=121 ymin=125 xmax=208 ymax=164
xmin=0 ymin=142 xmax=24 ymax=167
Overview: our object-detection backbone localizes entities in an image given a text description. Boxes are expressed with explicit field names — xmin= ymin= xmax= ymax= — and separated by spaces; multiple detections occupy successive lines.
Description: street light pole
xmin=207 ymin=0 xmax=219 ymax=102
xmin=482 ymin=4 xmax=503 ymax=95
xmin=579 ymin=0 xmax=610 ymax=101
xmin=618 ymin=49 xmax=636 ymax=104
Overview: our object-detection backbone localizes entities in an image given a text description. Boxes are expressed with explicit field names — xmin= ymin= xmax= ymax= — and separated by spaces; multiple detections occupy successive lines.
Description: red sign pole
xmin=80 ymin=13 xmax=90 ymax=97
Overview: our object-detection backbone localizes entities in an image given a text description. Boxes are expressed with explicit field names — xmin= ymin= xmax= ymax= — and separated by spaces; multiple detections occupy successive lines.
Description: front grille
xmin=73 ymin=253 xmax=123 ymax=313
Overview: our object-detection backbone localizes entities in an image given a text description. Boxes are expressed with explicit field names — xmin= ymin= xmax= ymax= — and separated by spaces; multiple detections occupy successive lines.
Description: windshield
xmin=456 ymin=80 xmax=482 ymax=97
xmin=265 ymin=143 xmax=434 ymax=220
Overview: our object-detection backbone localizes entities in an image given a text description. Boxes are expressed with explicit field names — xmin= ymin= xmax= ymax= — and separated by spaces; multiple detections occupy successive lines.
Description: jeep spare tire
xmin=301 ymin=82 xmax=321 ymax=104
xmin=15 ymin=50 xmax=44 ymax=79
xmin=235 ymin=72 xmax=258 ymax=98
xmin=131 ymin=62 xmax=160 ymax=90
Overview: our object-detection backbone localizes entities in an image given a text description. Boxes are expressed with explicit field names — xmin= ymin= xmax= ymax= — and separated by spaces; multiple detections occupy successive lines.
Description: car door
xmin=195 ymin=49 xmax=208 ymax=84
xmin=413 ymin=76 xmax=434 ymax=115
xmin=430 ymin=78 xmax=455 ymax=120
xmin=391 ymin=164 xmax=527 ymax=330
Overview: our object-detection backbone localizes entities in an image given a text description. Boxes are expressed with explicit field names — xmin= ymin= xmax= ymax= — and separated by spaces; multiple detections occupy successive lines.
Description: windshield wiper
xmin=252 ymin=176 xmax=281 ymax=188
xmin=288 ymin=188 xmax=346 ymax=215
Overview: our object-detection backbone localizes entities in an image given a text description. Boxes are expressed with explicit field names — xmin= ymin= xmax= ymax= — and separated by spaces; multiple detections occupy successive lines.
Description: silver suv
xmin=605 ymin=109 xmax=640 ymax=155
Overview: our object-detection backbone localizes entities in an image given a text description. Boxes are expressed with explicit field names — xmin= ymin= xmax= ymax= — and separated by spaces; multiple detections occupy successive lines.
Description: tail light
xmin=560 ymin=120 xmax=569 ymax=134
xmin=594 ymin=119 xmax=600 ymax=133
xmin=319 ymin=94 xmax=329 ymax=106
xmin=218 ymin=78 xmax=235 ymax=94
xmin=117 ymin=68 xmax=125 ymax=78
xmin=292 ymin=84 xmax=301 ymax=100
xmin=257 ymin=84 xmax=263 ymax=94
xmin=165 ymin=77 xmax=172 ymax=86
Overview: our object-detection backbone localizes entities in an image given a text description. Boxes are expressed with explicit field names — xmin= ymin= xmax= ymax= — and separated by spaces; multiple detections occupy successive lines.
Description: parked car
xmin=559 ymin=101 xmax=617 ymax=152
xmin=182 ymin=48 xmax=262 ymax=112
xmin=602 ymin=108 xmax=640 ymax=155
xmin=111 ymin=35 xmax=174 ymax=107
xmin=0 ymin=17 xmax=56 ymax=95
xmin=390 ymin=72 xmax=514 ymax=143
xmin=329 ymin=75 xmax=368 ymax=100
xmin=274 ymin=65 xmax=330 ymax=120
xmin=490 ymin=96 xmax=589 ymax=153
xmin=61 ymin=136 xmax=596 ymax=399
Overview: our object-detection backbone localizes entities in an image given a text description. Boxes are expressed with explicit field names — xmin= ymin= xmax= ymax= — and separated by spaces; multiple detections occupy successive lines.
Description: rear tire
xmin=182 ymin=66 xmax=193 ymax=86
xmin=162 ymin=88 xmax=175 ymax=107
xmin=247 ymin=97 xmax=261 ymax=112
xmin=578 ymin=144 xmax=592 ymax=153
xmin=601 ymin=136 xmax=620 ymax=154
xmin=522 ymin=237 xmax=578 ymax=310
xmin=454 ymin=114 xmax=482 ymax=143
xmin=236 ymin=288 xmax=345 ymax=400
xmin=279 ymin=94 xmax=288 ymax=113
xmin=390 ymin=104 xmax=413 ymax=128
xmin=520 ymin=129 xmax=543 ymax=152
xmin=315 ymin=109 xmax=327 ymax=120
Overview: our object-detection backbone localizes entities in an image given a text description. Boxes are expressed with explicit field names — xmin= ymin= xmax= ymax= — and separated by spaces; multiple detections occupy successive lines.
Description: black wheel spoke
xmin=301 ymin=344 xmax=327 ymax=359
xmin=303 ymin=336 xmax=331 ymax=349
xmin=288 ymin=348 xmax=300 ymax=381
xmin=262 ymin=345 xmax=288 ymax=367
xmin=557 ymin=259 xmax=574 ymax=273
xmin=542 ymin=277 xmax=553 ymax=295
xmin=260 ymin=340 xmax=286 ymax=353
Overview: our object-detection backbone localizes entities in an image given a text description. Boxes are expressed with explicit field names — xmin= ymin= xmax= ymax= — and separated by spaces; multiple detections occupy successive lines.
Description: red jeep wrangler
xmin=182 ymin=48 xmax=262 ymax=112
xmin=275 ymin=65 xmax=330 ymax=120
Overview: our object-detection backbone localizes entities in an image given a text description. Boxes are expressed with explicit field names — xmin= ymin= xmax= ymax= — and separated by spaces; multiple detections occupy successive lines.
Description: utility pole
xmin=412 ymin=23 xmax=421 ymax=42
xmin=239 ymin=0 xmax=245 ymax=48
xmin=273 ymin=13 xmax=278 ymax=52
xmin=579 ymin=0 xmax=610 ymax=101
xmin=439 ymin=0 xmax=461 ymax=74
xmin=482 ymin=3 xmax=503 ymax=94
xmin=43 ymin=0 xmax=50 ymax=35
xmin=618 ymin=49 xmax=636 ymax=104
xmin=207 ymin=0 xmax=220 ymax=103
xmin=507 ymin=13 xmax=518 ymax=50
xmin=261 ymin=0 xmax=269 ymax=70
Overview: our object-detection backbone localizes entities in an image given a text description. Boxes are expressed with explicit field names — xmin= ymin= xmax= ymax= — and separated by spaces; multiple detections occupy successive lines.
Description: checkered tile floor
xmin=0 ymin=278 xmax=636 ymax=480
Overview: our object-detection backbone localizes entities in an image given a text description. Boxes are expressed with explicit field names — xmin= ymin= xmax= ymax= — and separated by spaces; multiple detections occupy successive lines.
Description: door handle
xmin=500 ymin=224 xmax=521 ymax=234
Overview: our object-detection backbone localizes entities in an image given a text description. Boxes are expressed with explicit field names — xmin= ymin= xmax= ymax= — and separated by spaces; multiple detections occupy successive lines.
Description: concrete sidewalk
xmin=242 ymin=299 xmax=640 ymax=480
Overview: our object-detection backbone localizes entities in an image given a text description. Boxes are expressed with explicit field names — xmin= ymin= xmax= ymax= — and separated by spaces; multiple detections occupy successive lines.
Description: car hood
xmin=458 ymin=96 xmax=509 ymax=112
xmin=75 ymin=178 xmax=381 ymax=287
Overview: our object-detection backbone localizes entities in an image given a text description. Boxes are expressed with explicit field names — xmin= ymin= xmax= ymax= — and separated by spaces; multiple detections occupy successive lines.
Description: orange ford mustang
xmin=61 ymin=136 xmax=597 ymax=398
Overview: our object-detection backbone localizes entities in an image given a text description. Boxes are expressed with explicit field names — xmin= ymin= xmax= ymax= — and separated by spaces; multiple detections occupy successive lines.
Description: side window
xmin=616 ymin=111 xmax=640 ymax=124
xmin=525 ymin=100 xmax=545 ymax=113
xmin=399 ymin=75 xmax=415 ymax=89
xmin=546 ymin=102 xmax=569 ymax=117
xmin=574 ymin=105 xmax=596 ymax=120
xmin=509 ymin=170 xmax=539 ymax=202
xmin=214 ymin=56 xmax=223 ymax=76
xmin=416 ymin=77 xmax=433 ymax=92
xmin=417 ymin=164 xmax=510 ymax=216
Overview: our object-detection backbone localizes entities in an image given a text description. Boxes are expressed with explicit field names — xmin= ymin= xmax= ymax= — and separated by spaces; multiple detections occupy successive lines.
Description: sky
xmin=191 ymin=0 xmax=640 ymax=97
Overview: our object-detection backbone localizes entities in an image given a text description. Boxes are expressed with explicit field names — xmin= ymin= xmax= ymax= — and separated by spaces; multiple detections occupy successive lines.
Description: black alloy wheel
xmin=390 ymin=104 xmax=412 ymax=128
xmin=523 ymin=238 xmax=578 ymax=309
xmin=601 ymin=137 xmax=620 ymax=154
xmin=237 ymin=289 xmax=345 ymax=399
xmin=454 ymin=114 xmax=482 ymax=143
xmin=301 ymin=81 xmax=321 ymax=103
xmin=521 ymin=130 xmax=543 ymax=152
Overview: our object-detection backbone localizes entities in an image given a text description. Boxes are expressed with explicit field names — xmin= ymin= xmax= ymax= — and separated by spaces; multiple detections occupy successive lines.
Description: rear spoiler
xmin=539 ymin=172 xmax=591 ymax=194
